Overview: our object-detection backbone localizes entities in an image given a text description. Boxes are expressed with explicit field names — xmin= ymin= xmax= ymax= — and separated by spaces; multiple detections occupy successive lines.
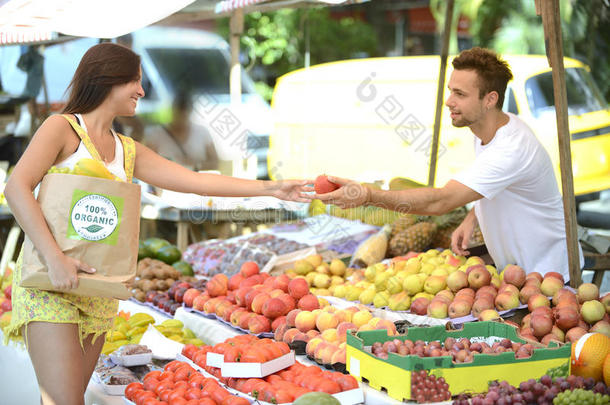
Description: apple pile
xmin=278 ymin=306 xmax=396 ymax=366
xmin=285 ymin=254 xmax=353 ymax=298
xmin=369 ymin=336 xmax=541 ymax=363
xmin=517 ymin=281 xmax=610 ymax=344
xmin=182 ymin=342 xmax=359 ymax=403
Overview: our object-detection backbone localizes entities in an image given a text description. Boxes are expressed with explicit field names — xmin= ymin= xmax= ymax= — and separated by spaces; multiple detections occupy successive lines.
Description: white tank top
xmin=56 ymin=114 xmax=128 ymax=181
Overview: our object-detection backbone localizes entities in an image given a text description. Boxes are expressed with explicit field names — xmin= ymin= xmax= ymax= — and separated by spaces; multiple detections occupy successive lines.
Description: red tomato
xmin=210 ymin=387 xmax=230 ymax=403
xmin=168 ymin=397 xmax=188 ymax=405
xmin=164 ymin=360 xmax=183 ymax=372
xmin=274 ymin=389 xmax=294 ymax=404
xmin=144 ymin=370 xmax=163 ymax=382
xmin=173 ymin=381 xmax=188 ymax=391
xmin=188 ymin=375 xmax=205 ymax=389
xmin=184 ymin=388 xmax=201 ymax=400
xmin=125 ymin=382 xmax=144 ymax=400
xmin=181 ymin=344 xmax=198 ymax=359
xmin=275 ymin=342 xmax=290 ymax=355
xmin=159 ymin=371 xmax=175 ymax=382
xmin=220 ymin=396 xmax=251 ymax=405
xmin=135 ymin=390 xmax=156 ymax=405
xmin=197 ymin=398 xmax=216 ymax=405
xmin=159 ymin=389 xmax=173 ymax=403
xmin=143 ymin=377 xmax=161 ymax=392
xmin=167 ymin=388 xmax=187 ymax=403
xmin=154 ymin=381 xmax=174 ymax=396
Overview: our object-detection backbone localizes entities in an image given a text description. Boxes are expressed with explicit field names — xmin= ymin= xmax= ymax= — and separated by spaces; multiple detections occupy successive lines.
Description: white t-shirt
xmin=453 ymin=113 xmax=582 ymax=281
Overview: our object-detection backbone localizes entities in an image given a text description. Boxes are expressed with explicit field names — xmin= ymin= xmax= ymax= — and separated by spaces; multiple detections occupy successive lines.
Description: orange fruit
xmin=571 ymin=332 xmax=610 ymax=381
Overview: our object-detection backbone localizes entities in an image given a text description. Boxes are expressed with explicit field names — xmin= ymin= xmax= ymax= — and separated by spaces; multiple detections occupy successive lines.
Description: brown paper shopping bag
xmin=20 ymin=173 xmax=141 ymax=299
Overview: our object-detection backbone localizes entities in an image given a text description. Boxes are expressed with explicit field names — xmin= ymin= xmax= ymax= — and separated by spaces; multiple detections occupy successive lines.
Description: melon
xmin=604 ymin=353 xmax=610 ymax=386
xmin=293 ymin=392 xmax=340 ymax=405
xmin=571 ymin=332 xmax=610 ymax=381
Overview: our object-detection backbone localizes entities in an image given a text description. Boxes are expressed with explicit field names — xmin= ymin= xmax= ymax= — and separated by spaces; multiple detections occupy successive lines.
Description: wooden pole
xmin=428 ymin=0 xmax=454 ymax=187
xmin=537 ymin=0 xmax=582 ymax=287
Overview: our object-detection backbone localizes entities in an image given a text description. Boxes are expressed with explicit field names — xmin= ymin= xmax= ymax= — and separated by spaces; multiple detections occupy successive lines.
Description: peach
xmin=192 ymin=293 xmax=210 ymax=311
xmin=248 ymin=315 xmax=271 ymax=334
xmin=280 ymin=327 xmax=300 ymax=344
xmin=330 ymin=348 xmax=346 ymax=364
xmin=271 ymin=315 xmax=287 ymax=331
xmin=297 ymin=294 xmax=320 ymax=311
xmin=228 ymin=274 xmax=245 ymax=291
xmin=262 ymin=297 xmax=288 ymax=319
xmin=321 ymin=328 xmax=339 ymax=343
xmin=316 ymin=312 xmax=339 ymax=332
xmin=295 ymin=311 xmax=317 ymax=333
xmin=286 ymin=308 xmax=302 ymax=328
xmin=306 ymin=337 xmax=324 ymax=356
xmin=251 ymin=292 xmax=271 ymax=314
xmin=288 ymin=278 xmax=310 ymax=300
xmin=375 ymin=319 xmax=397 ymax=335
xmin=306 ymin=329 xmax=320 ymax=339
xmin=351 ymin=310 xmax=373 ymax=328
xmin=274 ymin=323 xmax=289 ymax=341
xmin=277 ymin=293 xmax=296 ymax=313
xmin=336 ymin=322 xmax=357 ymax=342
xmin=292 ymin=332 xmax=311 ymax=343
xmin=238 ymin=312 xmax=256 ymax=330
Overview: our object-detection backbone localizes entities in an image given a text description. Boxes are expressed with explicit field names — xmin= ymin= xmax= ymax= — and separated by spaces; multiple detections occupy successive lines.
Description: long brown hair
xmin=452 ymin=47 xmax=513 ymax=109
xmin=62 ymin=42 xmax=140 ymax=114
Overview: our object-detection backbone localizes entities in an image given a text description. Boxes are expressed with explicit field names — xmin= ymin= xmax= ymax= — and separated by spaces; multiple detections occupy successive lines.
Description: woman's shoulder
xmin=39 ymin=114 xmax=74 ymax=132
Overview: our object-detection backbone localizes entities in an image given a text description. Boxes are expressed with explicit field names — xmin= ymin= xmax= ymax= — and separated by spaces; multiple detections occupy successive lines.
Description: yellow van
xmin=267 ymin=55 xmax=610 ymax=196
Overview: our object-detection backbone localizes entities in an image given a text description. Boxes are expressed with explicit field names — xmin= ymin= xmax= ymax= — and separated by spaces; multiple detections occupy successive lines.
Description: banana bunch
xmin=102 ymin=313 xmax=204 ymax=355
xmin=47 ymin=158 xmax=122 ymax=182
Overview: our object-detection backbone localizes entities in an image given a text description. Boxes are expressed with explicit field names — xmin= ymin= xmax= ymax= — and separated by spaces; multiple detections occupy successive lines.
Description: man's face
xmin=445 ymin=69 xmax=486 ymax=128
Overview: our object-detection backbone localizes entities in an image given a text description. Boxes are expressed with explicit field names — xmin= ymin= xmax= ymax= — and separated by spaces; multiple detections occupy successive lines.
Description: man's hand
xmin=313 ymin=176 xmax=370 ymax=208
xmin=451 ymin=210 xmax=477 ymax=256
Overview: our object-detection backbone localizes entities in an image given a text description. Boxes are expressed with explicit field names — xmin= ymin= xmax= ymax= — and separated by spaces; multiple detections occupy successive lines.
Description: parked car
xmin=0 ymin=26 xmax=272 ymax=178
xmin=268 ymin=55 xmax=610 ymax=197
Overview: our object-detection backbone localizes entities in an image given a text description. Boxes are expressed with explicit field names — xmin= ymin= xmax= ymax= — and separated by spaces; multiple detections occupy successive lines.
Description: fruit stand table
xmin=140 ymin=194 xmax=304 ymax=251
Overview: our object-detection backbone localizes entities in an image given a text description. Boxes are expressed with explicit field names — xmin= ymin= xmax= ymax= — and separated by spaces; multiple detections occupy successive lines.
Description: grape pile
xmin=554 ymin=388 xmax=610 ymax=404
xmin=411 ymin=370 xmax=451 ymax=404
xmin=452 ymin=375 xmax=610 ymax=405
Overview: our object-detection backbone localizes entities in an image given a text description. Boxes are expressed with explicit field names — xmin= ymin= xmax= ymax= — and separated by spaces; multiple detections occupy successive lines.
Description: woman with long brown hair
xmin=3 ymin=42 xmax=310 ymax=405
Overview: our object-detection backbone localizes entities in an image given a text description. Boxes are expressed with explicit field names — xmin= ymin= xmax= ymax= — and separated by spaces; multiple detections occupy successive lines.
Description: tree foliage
xmin=218 ymin=7 xmax=378 ymax=101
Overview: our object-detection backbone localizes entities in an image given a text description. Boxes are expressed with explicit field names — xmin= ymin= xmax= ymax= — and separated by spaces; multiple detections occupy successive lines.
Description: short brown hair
xmin=452 ymin=47 xmax=513 ymax=109
xmin=63 ymin=43 xmax=141 ymax=114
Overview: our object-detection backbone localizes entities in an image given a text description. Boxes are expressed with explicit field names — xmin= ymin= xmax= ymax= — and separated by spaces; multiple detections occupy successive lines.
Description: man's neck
xmin=470 ymin=110 xmax=509 ymax=145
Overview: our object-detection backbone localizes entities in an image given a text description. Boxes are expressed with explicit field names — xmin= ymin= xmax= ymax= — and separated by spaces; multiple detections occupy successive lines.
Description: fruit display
xmin=206 ymin=334 xmax=291 ymax=364
xmin=350 ymin=224 xmax=392 ymax=268
xmin=131 ymin=265 xmax=204 ymax=308
xmin=370 ymin=336 xmax=539 ymax=363
xmin=182 ymin=340 xmax=362 ymax=404
xmin=285 ymin=253 xmax=354 ymax=297
xmin=516 ymin=280 xmax=610 ymax=344
xmin=183 ymin=234 xmax=308 ymax=277
xmin=452 ymin=375 xmax=610 ymax=405
xmin=102 ymin=312 xmax=204 ymax=355
xmin=138 ymin=237 xmax=183 ymax=265
xmin=410 ymin=370 xmax=452 ymax=403
xmin=347 ymin=321 xmax=572 ymax=402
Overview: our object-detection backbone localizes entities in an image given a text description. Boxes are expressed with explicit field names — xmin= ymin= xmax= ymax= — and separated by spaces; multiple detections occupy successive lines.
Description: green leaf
xmin=84 ymin=225 xmax=103 ymax=233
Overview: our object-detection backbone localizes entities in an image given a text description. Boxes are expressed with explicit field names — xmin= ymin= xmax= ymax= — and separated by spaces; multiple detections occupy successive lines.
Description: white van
xmin=268 ymin=56 xmax=610 ymax=196
xmin=0 ymin=26 xmax=272 ymax=178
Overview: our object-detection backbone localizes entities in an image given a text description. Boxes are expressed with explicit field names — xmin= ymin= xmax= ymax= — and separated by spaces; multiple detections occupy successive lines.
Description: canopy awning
xmin=0 ymin=0 xmax=196 ymax=45
xmin=213 ymin=0 xmax=366 ymax=16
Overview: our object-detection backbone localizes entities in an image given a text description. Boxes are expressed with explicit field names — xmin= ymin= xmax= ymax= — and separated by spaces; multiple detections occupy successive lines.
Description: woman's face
xmin=108 ymin=67 xmax=145 ymax=116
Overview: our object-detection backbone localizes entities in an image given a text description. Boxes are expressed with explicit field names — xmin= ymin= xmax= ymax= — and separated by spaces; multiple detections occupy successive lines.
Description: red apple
xmin=314 ymin=175 xmax=340 ymax=194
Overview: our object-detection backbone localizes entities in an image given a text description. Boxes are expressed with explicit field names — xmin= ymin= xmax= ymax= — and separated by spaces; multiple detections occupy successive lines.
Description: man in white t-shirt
xmin=314 ymin=47 xmax=581 ymax=281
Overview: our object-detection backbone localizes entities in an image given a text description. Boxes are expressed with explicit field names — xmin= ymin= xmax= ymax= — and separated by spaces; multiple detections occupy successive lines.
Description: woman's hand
xmin=451 ymin=210 xmax=477 ymax=256
xmin=313 ymin=176 xmax=370 ymax=208
xmin=46 ymin=253 xmax=96 ymax=290
xmin=269 ymin=179 xmax=314 ymax=202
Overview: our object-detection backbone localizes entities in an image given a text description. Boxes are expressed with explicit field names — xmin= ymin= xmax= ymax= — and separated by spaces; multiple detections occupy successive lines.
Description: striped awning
xmin=0 ymin=0 xmax=195 ymax=46
xmin=214 ymin=0 xmax=362 ymax=14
